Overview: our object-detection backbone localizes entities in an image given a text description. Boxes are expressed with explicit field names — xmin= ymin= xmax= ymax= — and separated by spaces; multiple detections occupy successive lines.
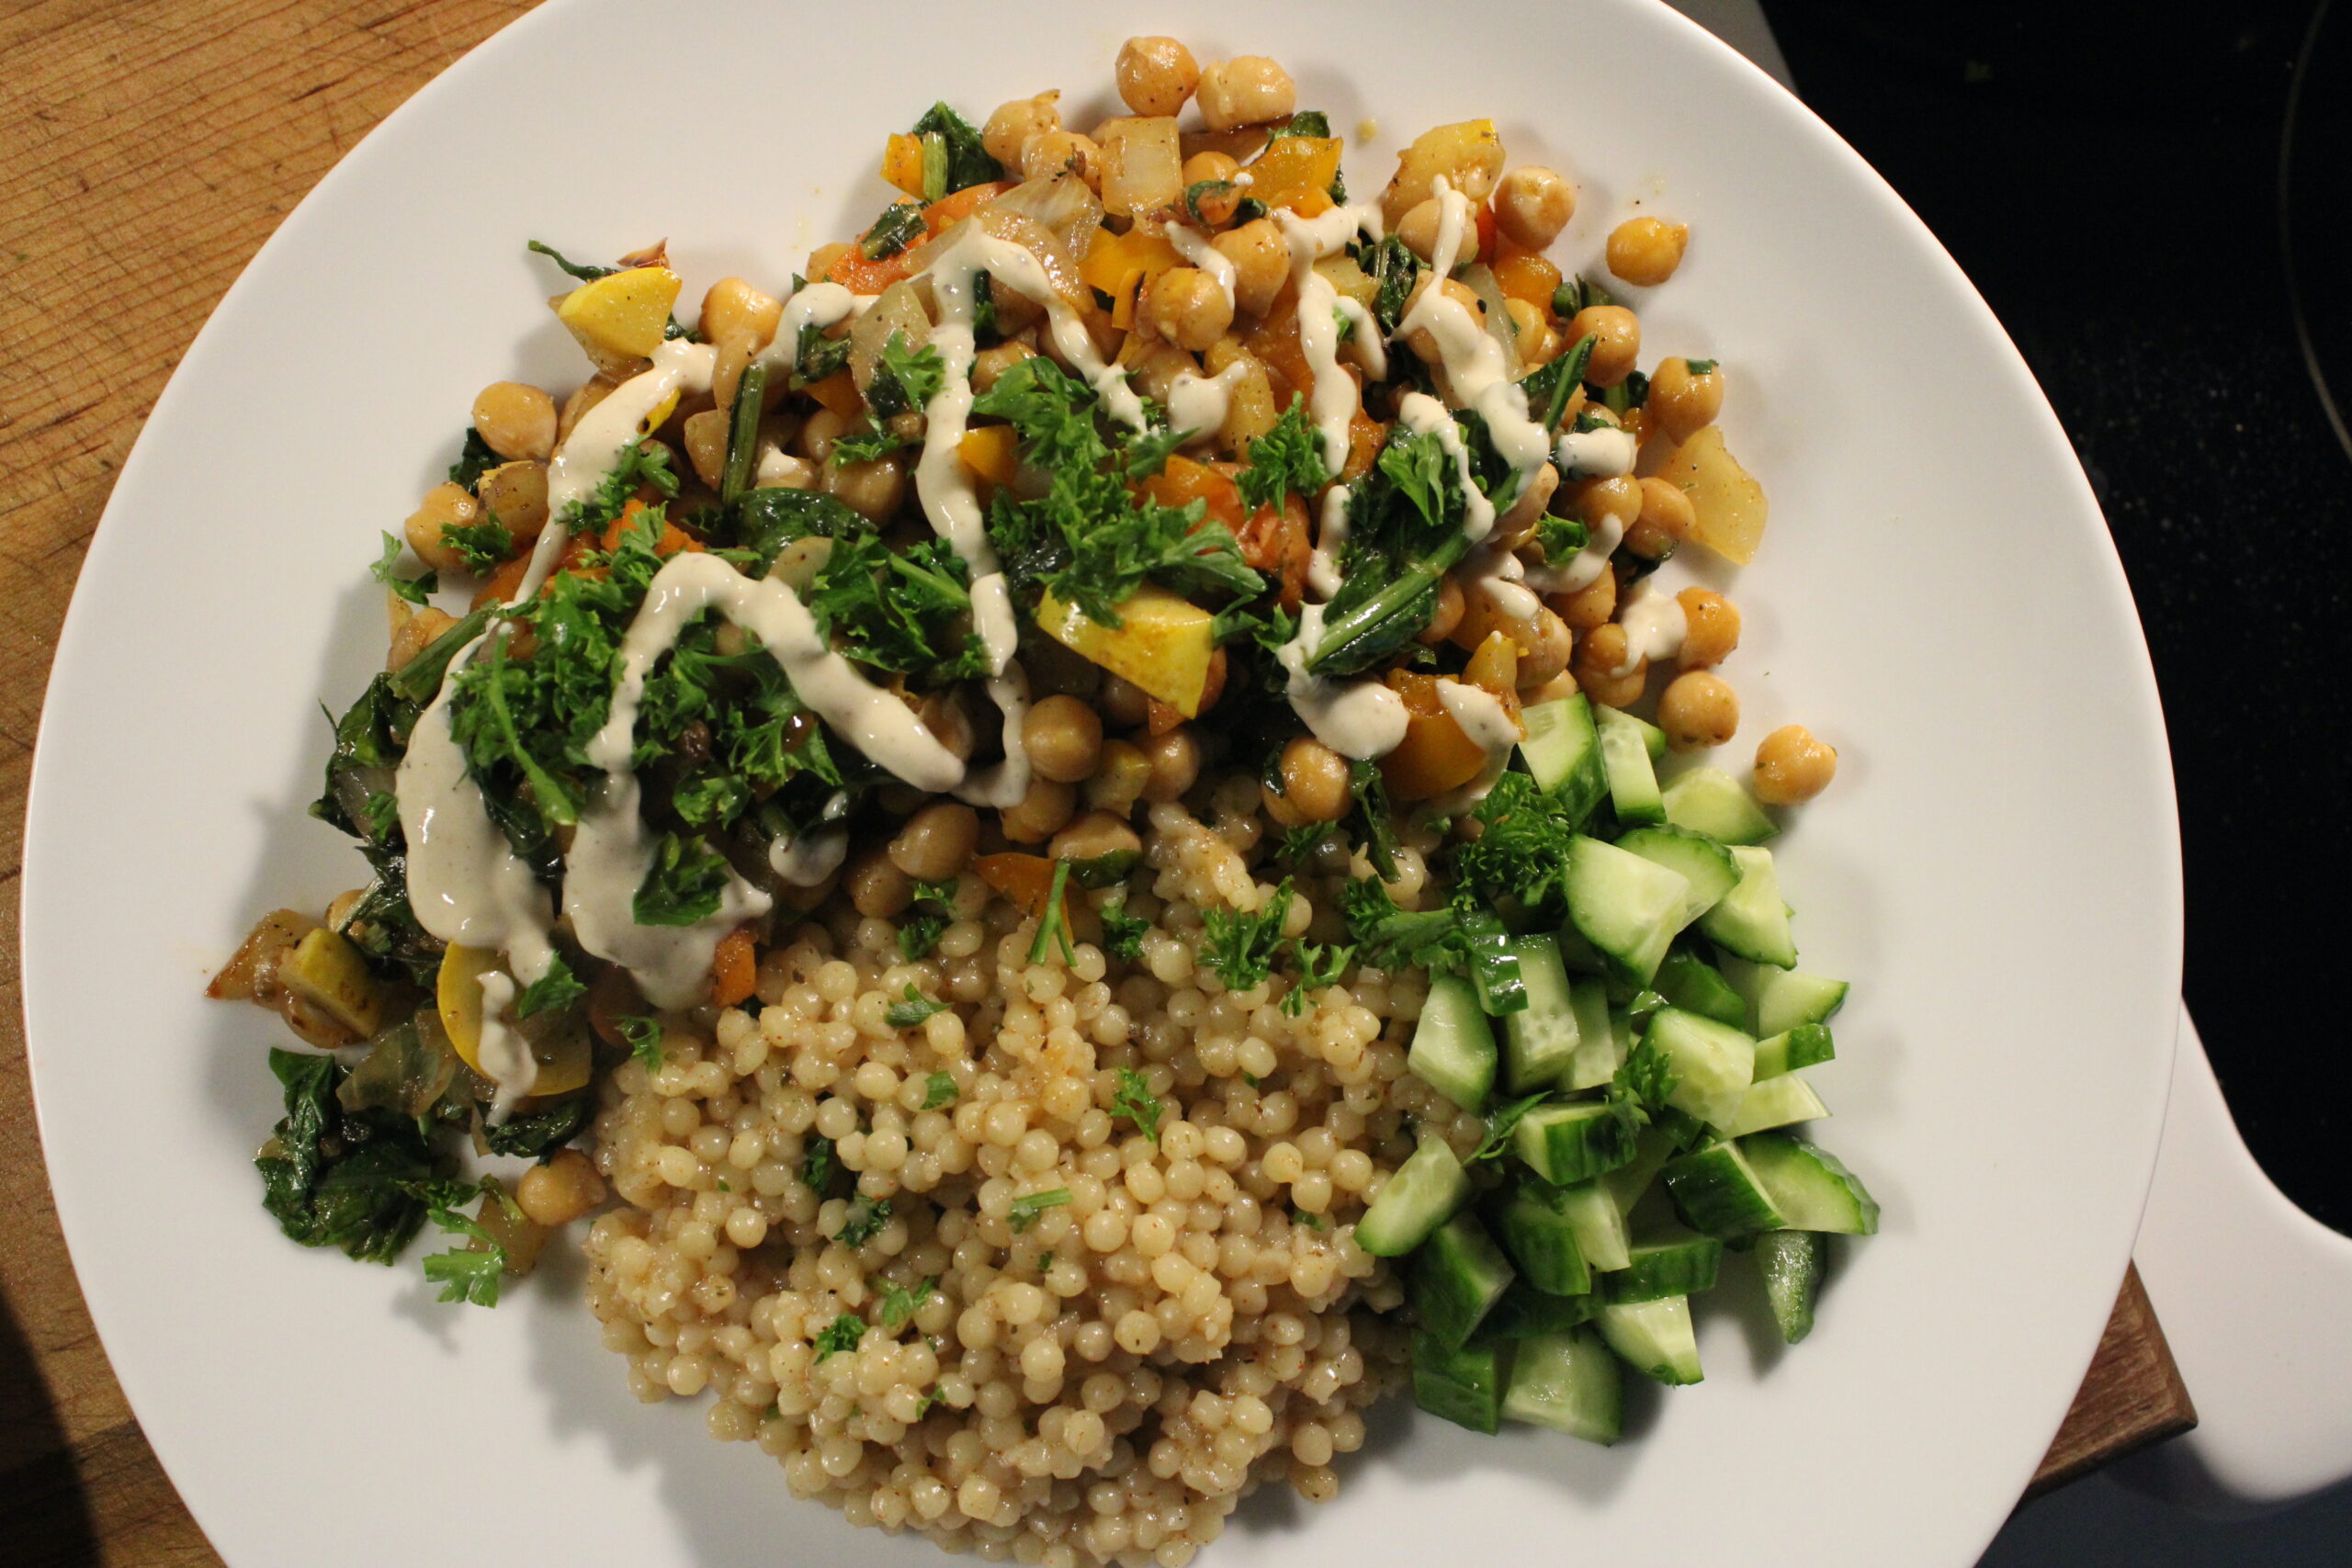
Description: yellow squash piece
xmin=1038 ymin=586 xmax=1215 ymax=716
xmin=553 ymin=265 xmax=684 ymax=376
xmin=1381 ymin=119 xmax=1505 ymax=227
xmin=1080 ymin=227 xmax=1182 ymax=332
xmin=1658 ymin=425 xmax=1770 ymax=565
xmin=435 ymin=943 xmax=593 ymax=1098
xmin=278 ymin=927 xmax=387 ymax=1037
xmin=882 ymin=131 xmax=928 ymax=198
xmin=958 ymin=424 xmax=1021 ymax=486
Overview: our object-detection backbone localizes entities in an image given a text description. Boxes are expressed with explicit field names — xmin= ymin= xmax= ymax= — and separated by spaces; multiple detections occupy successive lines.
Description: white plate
xmin=20 ymin=1 xmax=2181 ymax=1563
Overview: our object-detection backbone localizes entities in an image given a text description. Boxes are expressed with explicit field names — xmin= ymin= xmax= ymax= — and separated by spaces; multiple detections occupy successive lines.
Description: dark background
xmin=1760 ymin=0 xmax=2352 ymax=1233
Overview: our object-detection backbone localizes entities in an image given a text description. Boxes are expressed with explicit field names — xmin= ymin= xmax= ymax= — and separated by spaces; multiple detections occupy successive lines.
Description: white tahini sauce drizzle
xmin=1272 ymin=203 xmax=1384 ymax=475
xmin=755 ymin=282 xmax=859 ymax=378
xmin=470 ymin=971 xmax=537 ymax=1119
xmin=1391 ymin=179 xmax=1553 ymax=485
xmin=1166 ymin=223 xmax=1236 ymax=315
xmin=1611 ymin=578 xmax=1689 ymax=676
xmin=1525 ymin=513 xmax=1627 ymax=595
xmin=1437 ymin=680 xmax=1521 ymax=753
xmin=1397 ymin=390 xmax=1494 ymax=541
xmin=772 ymin=822 xmax=851 ymax=886
xmin=1167 ymin=361 xmax=1249 ymax=443
xmin=1556 ymin=423 xmax=1638 ymax=479
xmin=1276 ymin=604 xmax=1409 ymax=760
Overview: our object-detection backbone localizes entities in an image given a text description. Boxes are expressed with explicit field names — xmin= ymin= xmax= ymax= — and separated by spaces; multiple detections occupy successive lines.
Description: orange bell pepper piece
xmin=973 ymin=853 xmax=1074 ymax=931
xmin=826 ymin=182 xmax=1012 ymax=294
xmin=1246 ymin=136 xmax=1343 ymax=215
xmin=709 ymin=927 xmax=759 ymax=1009
xmin=1491 ymin=245 xmax=1563 ymax=308
xmin=959 ymin=423 xmax=1021 ymax=486
xmin=1380 ymin=671 xmax=1488 ymax=801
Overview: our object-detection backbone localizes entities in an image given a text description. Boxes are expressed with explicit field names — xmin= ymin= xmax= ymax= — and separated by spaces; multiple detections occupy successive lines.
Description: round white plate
xmin=21 ymin=2 xmax=2181 ymax=1563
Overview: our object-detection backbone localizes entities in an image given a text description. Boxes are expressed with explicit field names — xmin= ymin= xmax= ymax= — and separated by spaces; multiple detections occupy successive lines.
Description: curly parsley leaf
xmin=1683 ymin=358 xmax=1719 ymax=378
xmin=1338 ymin=875 xmax=1462 ymax=971
xmin=515 ymin=953 xmax=586 ymax=1020
xmin=1451 ymin=772 xmax=1581 ymax=916
xmin=796 ymin=321 xmax=854 ymax=385
xmin=616 ymin=1014 xmax=664 ymax=1070
xmin=899 ymin=913 xmax=947 ymax=961
xmin=1113 ymin=1067 xmax=1163 ymax=1142
xmin=447 ymin=427 xmax=503 ymax=491
xmin=1099 ymin=899 xmax=1149 ymax=964
xmin=633 ymin=830 xmax=734 ymax=927
xmin=440 ymin=513 xmax=514 ymax=575
xmin=802 ymin=1134 xmax=841 ymax=1196
xmin=1236 ymin=398 xmax=1330 ymax=513
xmin=877 ymin=1275 xmax=939 ymax=1330
xmin=1468 ymin=1093 xmax=1549 ymax=1164
xmin=814 ymin=1312 xmax=866 ymax=1360
xmin=370 ymin=532 xmax=437 ymax=606
xmin=837 ymin=1195 xmax=894 ymax=1247
xmin=873 ymin=332 xmax=947 ymax=417
xmin=1534 ymin=514 xmax=1590 ymax=561
xmin=1200 ymin=879 xmax=1293 ymax=993
xmin=922 ymin=1072 xmax=959 ymax=1110
xmin=805 ymin=531 xmax=989 ymax=682
xmin=1281 ymin=942 xmax=1354 ymax=1016
xmin=418 ymin=1179 xmax=517 ymax=1307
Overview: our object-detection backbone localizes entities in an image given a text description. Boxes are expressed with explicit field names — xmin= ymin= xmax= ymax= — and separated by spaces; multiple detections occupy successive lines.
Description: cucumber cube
xmin=1755 ymin=1230 xmax=1826 ymax=1344
xmin=1722 ymin=1074 xmax=1829 ymax=1137
xmin=1566 ymin=835 xmax=1691 ymax=988
xmin=1752 ymin=1023 xmax=1836 ymax=1079
xmin=1603 ymin=1231 xmax=1724 ymax=1303
xmin=1741 ymin=1131 xmax=1880 ymax=1235
xmin=1355 ymin=1137 xmax=1471 ymax=1258
xmin=1519 ymin=694 xmax=1608 ymax=827
xmin=1512 ymin=1101 xmax=1637 ymax=1186
xmin=1645 ymin=1007 xmax=1758 ymax=1131
xmin=1614 ymin=827 xmax=1740 ymax=925
xmin=1409 ymin=1213 xmax=1516 ymax=1348
xmin=1598 ymin=1296 xmax=1703 ymax=1385
xmin=1501 ymin=1326 xmax=1624 ymax=1444
xmin=1660 ymin=765 xmax=1780 ymax=845
xmin=1408 ymin=974 xmax=1497 ymax=1112
xmin=1653 ymin=948 xmax=1747 ymax=1028
xmin=1699 ymin=845 xmax=1799 ymax=969
xmin=1413 ymin=1332 xmax=1506 ymax=1434
xmin=1484 ymin=1281 xmax=1600 ymax=1339
xmin=1501 ymin=935 xmax=1581 ymax=1093
xmin=1662 ymin=1140 xmax=1788 ymax=1237
xmin=1596 ymin=705 xmax=1667 ymax=826
xmin=1491 ymin=1179 xmax=1594 ymax=1296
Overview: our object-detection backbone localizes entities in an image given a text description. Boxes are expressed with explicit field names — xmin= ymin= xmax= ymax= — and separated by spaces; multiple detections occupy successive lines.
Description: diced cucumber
xmin=1751 ymin=1023 xmax=1836 ymax=1079
xmin=1604 ymin=1231 xmax=1724 ymax=1303
xmin=1754 ymin=1230 xmax=1826 ymax=1344
xmin=1661 ymin=1140 xmax=1787 ymax=1237
xmin=1491 ymin=1177 xmax=1594 ymax=1296
xmin=1512 ymin=1101 xmax=1636 ymax=1186
xmin=1633 ymin=710 xmax=1669 ymax=763
xmin=1563 ymin=977 xmax=1623 ymax=1089
xmin=1356 ymin=1137 xmax=1471 ymax=1257
xmin=1555 ymin=1176 xmax=1632 ymax=1271
xmin=1484 ymin=1280 xmax=1600 ymax=1339
xmin=1408 ymin=974 xmax=1496 ymax=1112
xmin=1555 ymin=920 xmax=1608 ymax=976
xmin=1660 ymin=765 xmax=1780 ymax=846
xmin=1409 ymin=1212 xmax=1516 ymax=1348
xmin=1698 ymin=845 xmax=1799 ymax=969
xmin=1412 ymin=1332 xmax=1506 ymax=1434
xmin=1501 ymin=1326 xmax=1624 ymax=1444
xmin=1565 ymin=835 xmax=1691 ymax=988
xmin=1741 ymin=1132 xmax=1880 ymax=1235
xmin=1653 ymin=948 xmax=1747 ymax=1028
xmin=1601 ymin=1126 xmax=1678 ymax=1217
xmin=1614 ymin=827 xmax=1739 ymax=925
xmin=1519 ymin=694 xmax=1608 ymax=828
xmin=1722 ymin=1073 xmax=1828 ymax=1137
xmin=1595 ymin=705 xmax=1667 ymax=826
xmin=1644 ymin=1007 xmax=1757 ymax=1131
xmin=1754 ymin=968 xmax=1850 ymax=1038
xmin=1501 ymin=935 xmax=1580 ymax=1094
xmin=1459 ymin=908 xmax=1526 ymax=1017
xmin=1598 ymin=1296 xmax=1703 ymax=1385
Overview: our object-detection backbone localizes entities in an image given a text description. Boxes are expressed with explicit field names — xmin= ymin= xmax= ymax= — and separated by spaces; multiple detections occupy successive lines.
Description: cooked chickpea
xmin=1211 ymin=219 xmax=1289 ymax=318
xmin=1573 ymin=622 xmax=1646 ymax=708
xmin=476 ymin=460 xmax=550 ymax=543
xmin=557 ymin=379 xmax=613 ymax=445
xmin=1397 ymin=198 xmax=1476 ymax=267
xmin=1024 ymin=694 xmax=1105 ymax=784
xmin=1516 ymin=608 xmax=1573 ymax=685
xmin=403 ymin=481 xmax=479 ymax=575
xmin=1099 ymin=674 xmax=1151 ymax=728
xmin=1624 ymin=475 xmax=1697 ymax=559
xmin=797 ymin=405 xmax=850 ymax=464
xmin=1548 ymin=560 xmax=1617 ymax=632
xmin=1143 ymin=267 xmax=1234 ymax=354
xmin=472 ymin=381 xmax=558 ymax=463
xmin=983 ymin=91 xmax=1060 ymax=167
xmin=388 ymin=606 xmax=458 ymax=672
xmin=823 ymin=451 xmax=908 ymax=522
xmin=1182 ymin=151 xmax=1243 ymax=227
xmin=888 ymin=802 xmax=980 ymax=883
xmin=971 ymin=341 xmax=1037 ymax=395
xmin=699 ymin=276 xmax=783 ymax=347
xmin=1195 ymin=56 xmax=1295 ymax=131
xmin=1676 ymin=587 xmax=1740 ymax=669
xmin=516 ymin=1149 xmax=605 ymax=1228
xmin=1657 ymin=671 xmax=1738 ymax=752
xmin=1567 ymin=304 xmax=1641 ymax=386
xmin=1648 ymin=356 xmax=1725 ymax=444
xmin=1261 ymin=739 xmax=1351 ymax=827
xmin=1606 ymin=215 xmax=1690 ymax=287
xmin=1495 ymin=165 xmax=1577 ymax=252
xmin=1574 ymin=473 xmax=1644 ymax=528
xmin=1085 ymin=738 xmax=1152 ymax=817
xmin=683 ymin=408 xmax=730 ymax=489
xmin=1024 ymin=129 xmax=1102 ymax=191
xmin=1139 ymin=727 xmax=1202 ymax=803
xmin=1502 ymin=296 xmax=1546 ymax=353
xmin=1000 ymin=777 xmax=1078 ymax=844
xmin=1116 ymin=36 xmax=1200 ymax=116
xmin=846 ymin=849 xmax=915 ymax=918
xmin=1050 ymin=811 xmax=1143 ymax=867
xmin=1754 ymin=724 xmax=1838 ymax=805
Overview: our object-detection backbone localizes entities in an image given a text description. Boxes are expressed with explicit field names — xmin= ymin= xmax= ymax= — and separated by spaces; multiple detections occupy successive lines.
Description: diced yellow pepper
xmin=1038 ymin=585 xmax=1215 ymax=716
xmin=553 ymin=266 xmax=683 ymax=375
xmin=882 ymin=132 xmax=928 ymax=198
xmin=1079 ymin=226 xmax=1183 ymax=331
xmin=279 ymin=927 xmax=386 ymax=1038
xmin=1246 ymin=136 xmax=1343 ymax=215
xmin=959 ymin=424 xmax=1021 ymax=486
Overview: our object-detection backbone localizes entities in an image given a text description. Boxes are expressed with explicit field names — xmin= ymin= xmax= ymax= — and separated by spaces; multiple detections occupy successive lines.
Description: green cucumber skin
xmin=1603 ymin=1234 xmax=1724 ymax=1304
xmin=1500 ymin=1326 xmax=1624 ymax=1444
xmin=1407 ymin=974 xmax=1498 ymax=1113
xmin=1698 ymin=844 xmax=1800 ymax=969
xmin=1484 ymin=1281 xmax=1600 ymax=1339
xmin=1565 ymin=835 xmax=1691 ymax=989
xmin=1556 ymin=1178 xmax=1632 ymax=1271
xmin=1742 ymin=1131 xmax=1881 ymax=1235
xmin=1501 ymin=935 xmax=1582 ymax=1095
xmin=1511 ymin=1101 xmax=1638 ymax=1186
xmin=1752 ymin=1023 xmax=1836 ymax=1078
xmin=1595 ymin=706 xmax=1667 ymax=827
xmin=1660 ymin=765 xmax=1780 ymax=846
xmin=1614 ymin=827 xmax=1740 ymax=925
xmin=1721 ymin=1073 xmax=1828 ymax=1138
xmin=1519 ymin=694 xmax=1609 ymax=827
xmin=1662 ymin=1141 xmax=1788 ymax=1237
xmin=1755 ymin=1230 xmax=1826 ymax=1344
xmin=1645 ymin=1006 xmax=1758 ymax=1132
xmin=1409 ymin=1213 xmax=1516 ymax=1348
xmin=1491 ymin=1179 xmax=1595 ymax=1297
xmin=1354 ymin=1138 xmax=1471 ymax=1258
xmin=1653 ymin=948 xmax=1747 ymax=1028
xmin=1412 ymin=1332 xmax=1506 ymax=1434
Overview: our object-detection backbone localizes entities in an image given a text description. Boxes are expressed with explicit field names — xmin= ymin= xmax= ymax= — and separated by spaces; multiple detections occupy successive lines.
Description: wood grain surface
xmin=0 ymin=3 xmax=2193 ymax=1562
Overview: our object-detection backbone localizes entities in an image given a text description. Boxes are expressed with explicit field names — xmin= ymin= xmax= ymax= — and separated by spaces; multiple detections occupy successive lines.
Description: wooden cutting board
xmin=0 ymin=3 xmax=2195 ymax=1561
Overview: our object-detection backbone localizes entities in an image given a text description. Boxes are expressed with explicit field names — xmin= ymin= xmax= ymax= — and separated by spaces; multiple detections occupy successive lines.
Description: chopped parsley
xmin=805 ymin=530 xmax=989 ymax=683
xmin=886 ymin=984 xmax=949 ymax=1030
xmin=1468 ymin=1093 xmax=1548 ymax=1164
xmin=447 ymin=427 xmax=502 ymax=491
xmin=633 ymin=829 xmax=735 ymax=927
xmin=514 ymin=953 xmax=586 ymax=1019
xmin=1235 ymin=399 xmax=1330 ymax=513
xmin=1007 ymin=1188 xmax=1072 ymax=1232
xmin=1281 ymin=942 xmax=1354 ymax=1016
xmin=1099 ymin=898 xmax=1149 ymax=964
xmin=1534 ymin=514 xmax=1590 ymax=561
xmin=1113 ymin=1066 xmax=1163 ymax=1142
xmin=831 ymin=421 xmax=911 ymax=464
xmin=369 ymin=531 xmax=436 ymax=606
xmin=1183 ymin=178 xmax=1237 ymax=227
xmin=796 ymin=321 xmax=853 ymax=384
xmin=922 ymin=1072 xmax=959 ymax=1110
xmin=802 ymin=1134 xmax=841 ymax=1196
xmin=899 ymin=914 xmax=947 ymax=961
xmin=1683 ymin=358 xmax=1719 ymax=378
xmin=419 ymin=1179 xmax=519 ymax=1308
xmin=870 ymin=332 xmax=947 ymax=418
xmin=439 ymin=513 xmax=514 ymax=575
xmin=814 ymin=1312 xmax=866 ymax=1360
xmin=876 ymin=1276 xmax=938 ymax=1330
xmin=837 ymin=1195 xmax=894 ymax=1247
xmin=908 ymin=101 xmax=1003 ymax=196
xmin=1199 ymin=879 xmax=1293 ymax=992
xmin=616 ymin=1013 xmax=664 ymax=1071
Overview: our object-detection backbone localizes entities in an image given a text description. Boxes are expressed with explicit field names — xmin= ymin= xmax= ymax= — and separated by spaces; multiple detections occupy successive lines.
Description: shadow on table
xmin=1983 ymin=1451 xmax=2352 ymax=1567
xmin=0 ymin=1289 xmax=98 ymax=1566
